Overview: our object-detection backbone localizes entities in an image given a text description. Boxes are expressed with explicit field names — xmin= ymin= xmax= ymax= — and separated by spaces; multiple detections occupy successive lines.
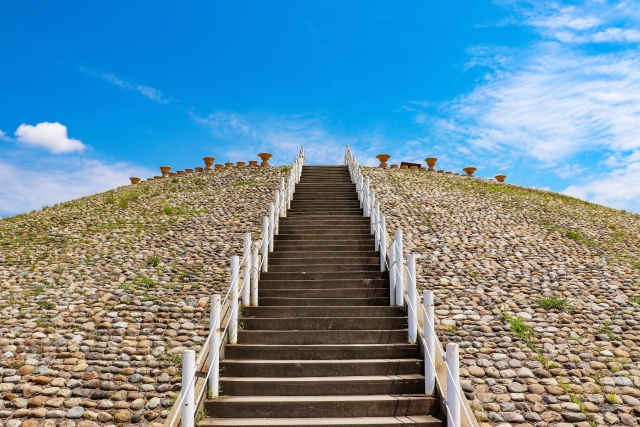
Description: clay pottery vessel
xmin=154 ymin=176 xmax=162 ymax=179
xmin=249 ymin=160 xmax=259 ymax=167
xmin=454 ymin=173 xmax=460 ymax=176
xmin=390 ymin=164 xmax=398 ymax=169
xmin=215 ymin=164 xmax=224 ymax=170
xmin=185 ymin=169 xmax=194 ymax=174
xmin=129 ymin=177 xmax=141 ymax=184
xmin=445 ymin=171 xmax=452 ymax=175
xmin=176 ymin=171 xmax=185 ymax=176
xmin=463 ymin=167 xmax=477 ymax=177
xmin=258 ymin=152 xmax=273 ymax=166
xmin=195 ymin=167 xmax=203 ymax=172
xmin=147 ymin=178 xmax=154 ymax=181
xmin=168 ymin=172 xmax=177 ymax=177
xmin=376 ymin=154 xmax=391 ymax=168
xmin=400 ymin=165 xmax=408 ymax=169
xmin=160 ymin=166 xmax=172 ymax=177
xmin=420 ymin=167 xmax=427 ymax=171
xmin=495 ymin=174 xmax=506 ymax=183
xmin=225 ymin=162 xmax=234 ymax=169
xmin=203 ymin=157 xmax=216 ymax=171
xmin=409 ymin=166 xmax=418 ymax=170
xmin=237 ymin=161 xmax=246 ymax=168
xmin=437 ymin=170 xmax=444 ymax=174
xmin=425 ymin=157 xmax=438 ymax=172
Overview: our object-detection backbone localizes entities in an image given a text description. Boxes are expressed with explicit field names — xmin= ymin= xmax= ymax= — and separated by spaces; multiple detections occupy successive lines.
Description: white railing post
xmin=379 ymin=216 xmax=387 ymax=272
xmin=274 ymin=191 xmax=280 ymax=234
xmin=395 ymin=230 xmax=404 ymax=307
xmin=269 ymin=203 xmax=275 ymax=252
xmin=261 ymin=217 xmax=269 ymax=272
xmin=280 ymin=178 xmax=286 ymax=217
xmin=363 ymin=177 xmax=370 ymax=217
xmin=407 ymin=254 xmax=417 ymax=343
xmin=209 ymin=295 xmax=221 ymax=397
xmin=370 ymin=194 xmax=376 ymax=234
xmin=423 ymin=290 xmax=435 ymax=395
xmin=446 ymin=343 xmax=461 ymax=427
xmin=251 ymin=244 xmax=259 ymax=306
xmin=181 ymin=350 xmax=195 ymax=426
xmin=389 ymin=235 xmax=396 ymax=306
xmin=242 ymin=233 xmax=251 ymax=306
xmin=373 ymin=202 xmax=380 ymax=242
xmin=229 ymin=255 xmax=239 ymax=344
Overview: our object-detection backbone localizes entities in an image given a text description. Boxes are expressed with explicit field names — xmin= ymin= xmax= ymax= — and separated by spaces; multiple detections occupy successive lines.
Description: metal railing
xmin=166 ymin=147 xmax=305 ymax=427
xmin=344 ymin=146 xmax=476 ymax=427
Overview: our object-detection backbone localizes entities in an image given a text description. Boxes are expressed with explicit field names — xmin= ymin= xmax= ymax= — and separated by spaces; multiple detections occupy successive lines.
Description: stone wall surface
xmin=364 ymin=167 xmax=640 ymax=427
xmin=0 ymin=167 xmax=285 ymax=427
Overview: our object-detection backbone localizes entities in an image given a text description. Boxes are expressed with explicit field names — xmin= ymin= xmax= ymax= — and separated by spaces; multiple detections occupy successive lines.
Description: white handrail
xmin=168 ymin=147 xmax=305 ymax=427
xmin=344 ymin=146 xmax=474 ymax=427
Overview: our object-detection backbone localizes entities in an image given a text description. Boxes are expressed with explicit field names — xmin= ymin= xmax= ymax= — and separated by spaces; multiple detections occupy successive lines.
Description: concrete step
xmin=243 ymin=306 xmax=404 ymax=318
xmin=203 ymin=395 xmax=437 ymax=418
xmin=271 ymin=245 xmax=376 ymax=253
xmin=268 ymin=251 xmax=379 ymax=259
xmin=259 ymin=271 xmax=386 ymax=280
xmin=225 ymin=343 xmax=420 ymax=360
xmin=267 ymin=264 xmax=380 ymax=273
xmin=274 ymin=234 xmax=373 ymax=241
xmin=240 ymin=316 xmax=405 ymax=330
xmin=219 ymin=359 xmax=422 ymax=377
xmin=220 ymin=375 xmax=425 ymax=396
xmin=256 ymin=279 xmax=387 ymax=289
xmin=258 ymin=288 xmax=389 ymax=298
xmin=258 ymin=297 xmax=390 ymax=306
xmin=199 ymin=415 xmax=441 ymax=426
xmin=286 ymin=212 xmax=363 ymax=217
xmin=280 ymin=218 xmax=370 ymax=224
xmin=272 ymin=243 xmax=376 ymax=253
xmin=268 ymin=257 xmax=379 ymax=266
xmin=259 ymin=288 xmax=388 ymax=298
xmin=237 ymin=329 xmax=407 ymax=344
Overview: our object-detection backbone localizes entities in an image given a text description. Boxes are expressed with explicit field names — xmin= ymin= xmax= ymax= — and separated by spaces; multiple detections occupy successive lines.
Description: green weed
xmin=535 ymin=296 xmax=570 ymax=311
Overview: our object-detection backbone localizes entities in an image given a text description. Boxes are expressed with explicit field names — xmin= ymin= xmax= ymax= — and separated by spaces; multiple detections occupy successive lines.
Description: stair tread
xmin=221 ymin=375 xmax=423 ymax=382
xmin=199 ymin=416 xmax=440 ymax=426
xmin=207 ymin=395 xmax=430 ymax=403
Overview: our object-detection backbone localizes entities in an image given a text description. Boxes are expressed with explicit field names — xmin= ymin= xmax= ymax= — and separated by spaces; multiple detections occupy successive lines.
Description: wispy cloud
xmin=192 ymin=111 xmax=375 ymax=166
xmin=0 ymin=157 xmax=152 ymax=216
xmin=414 ymin=0 xmax=640 ymax=211
xmin=81 ymin=67 xmax=172 ymax=105
xmin=0 ymin=130 xmax=11 ymax=142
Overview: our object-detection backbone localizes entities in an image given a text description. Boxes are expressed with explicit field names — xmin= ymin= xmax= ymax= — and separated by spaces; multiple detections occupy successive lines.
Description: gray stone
xmin=506 ymin=382 xmax=528 ymax=393
xmin=65 ymin=406 xmax=85 ymax=419
xmin=562 ymin=412 xmax=587 ymax=422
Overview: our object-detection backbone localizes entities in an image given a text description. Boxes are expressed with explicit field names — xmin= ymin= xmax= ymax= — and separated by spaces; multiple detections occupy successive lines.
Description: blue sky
xmin=2 ymin=1 xmax=640 ymax=216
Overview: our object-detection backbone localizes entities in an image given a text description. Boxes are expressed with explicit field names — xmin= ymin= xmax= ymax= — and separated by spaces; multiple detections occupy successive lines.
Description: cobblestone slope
xmin=0 ymin=167 xmax=285 ymax=427
xmin=365 ymin=167 xmax=640 ymax=427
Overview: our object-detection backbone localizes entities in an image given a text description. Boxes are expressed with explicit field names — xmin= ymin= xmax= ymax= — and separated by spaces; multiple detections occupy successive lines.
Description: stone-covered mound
xmin=0 ymin=167 xmax=285 ymax=426
xmin=365 ymin=167 xmax=640 ymax=427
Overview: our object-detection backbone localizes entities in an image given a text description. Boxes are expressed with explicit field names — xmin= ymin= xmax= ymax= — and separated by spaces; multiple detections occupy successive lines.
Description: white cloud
xmin=437 ymin=43 xmax=640 ymax=163
xmin=0 ymin=158 xmax=153 ymax=216
xmin=15 ymin=122 xmax=86 ymax=153
xmin=192 ymin=111 xmax=359 ymax=166
xmin=0 ymin=130 xmax=11 ymax=142
xmin=417 ymin=0 xmax=640 ymax=211
xmin=563 ymin=161 xmax=640 ymax=211
xmin=81 ymin=67 xmax=171 ymax=105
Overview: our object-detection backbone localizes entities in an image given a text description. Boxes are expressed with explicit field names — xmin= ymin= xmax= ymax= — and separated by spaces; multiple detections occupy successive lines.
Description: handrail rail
xmin=344 ymin=146 xmax=478 ymax=427
xmin=166 ymin=147 xmax=305 ymax=427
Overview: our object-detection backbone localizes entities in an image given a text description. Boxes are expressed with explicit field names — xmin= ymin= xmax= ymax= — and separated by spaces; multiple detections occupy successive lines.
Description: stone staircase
xmin=201 ymin=166 xmax=442 ymax=426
